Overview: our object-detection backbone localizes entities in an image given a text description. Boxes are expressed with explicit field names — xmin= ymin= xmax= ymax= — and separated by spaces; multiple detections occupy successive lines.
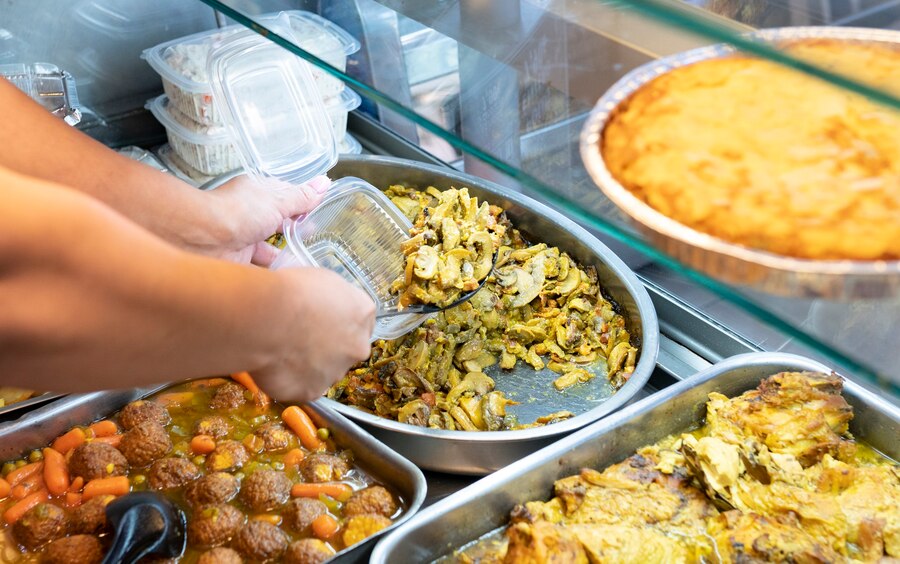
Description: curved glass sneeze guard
xmin=198 ymin=0 xmax=900 ymax=397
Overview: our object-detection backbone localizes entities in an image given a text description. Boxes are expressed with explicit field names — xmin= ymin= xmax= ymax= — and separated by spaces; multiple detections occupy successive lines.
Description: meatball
xmin=284 ymin=539 xmax=335 ymax=564
xmin=69 ymin=442 xmax=128 ymax=481
xmin=299 ymin=453 xmax=350 ymax=483
xmin=232 ymin=520 xmax=288 ymax=561
xmin=283 ymin=498 xmax=327 ymax=534
xmin=209 ymin=383 xmax=247 ymax=409
xmin=206 ymin=440 xmax=249 ymax=473
xmin=188 ymin=503 xmax=245 ymax=548
xmin=43 ymin=535 xmax=104 ymax=564
xmin=185 ymin=472 xmax=240 ymax=508
xmin=148 ymin=457 xmax=200 ymax=490
xmin=342 ymin=514 xmax=392 ymax=547
xmin=118 ymin=422 xmax=172 ymax=467
xmin=344 ymin=486 xmax=397 ymax=518
xmin=12 ymin=503 xmax=68 ymax=550
xmin=253 ymin=422 xmax=294 ymax=451
xmin=119 ymin=400 xmax=170 ymax=430
xmin=70 ymin=494 xmax=115 ymax=535
xmin=198 ymin=547 xmax=243 ymax=564
xmin=193 ymin=415 xmax=231 ymax=439
xmin=239 ymin=469 xmax=292 ymax=512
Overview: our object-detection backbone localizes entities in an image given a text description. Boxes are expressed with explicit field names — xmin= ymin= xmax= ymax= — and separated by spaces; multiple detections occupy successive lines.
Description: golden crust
xmin=602 ymin=38 xmax=900 ymax=261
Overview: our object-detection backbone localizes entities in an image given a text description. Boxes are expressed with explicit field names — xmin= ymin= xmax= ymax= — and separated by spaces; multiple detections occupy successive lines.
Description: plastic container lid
xmin=207 ymin=20 xmax=336 ymax=186
xmin=279 ymin=177 xmax=429 ymax=341
xmin=141 ymin=10 xmax=359 ymax=95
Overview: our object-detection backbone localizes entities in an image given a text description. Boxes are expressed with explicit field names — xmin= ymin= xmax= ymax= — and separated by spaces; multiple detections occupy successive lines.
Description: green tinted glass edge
xmin=196 ymin=0 xmax=899 ymax=396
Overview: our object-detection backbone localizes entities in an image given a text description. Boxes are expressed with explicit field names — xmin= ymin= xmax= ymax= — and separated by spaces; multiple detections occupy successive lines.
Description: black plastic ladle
xmin=377 ymin=252 xmax=499 ymax=318
xmin=102 ymin=492 xmax=187 ymax=564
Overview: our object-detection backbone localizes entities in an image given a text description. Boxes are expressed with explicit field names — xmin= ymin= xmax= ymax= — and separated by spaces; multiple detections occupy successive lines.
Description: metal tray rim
xmin=371 ymin=351 xmax=897 ymax=562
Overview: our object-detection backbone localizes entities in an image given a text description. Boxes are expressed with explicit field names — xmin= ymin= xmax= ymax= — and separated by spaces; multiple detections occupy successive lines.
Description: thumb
xmin=277 ymin=175 xmax=331 ymax=218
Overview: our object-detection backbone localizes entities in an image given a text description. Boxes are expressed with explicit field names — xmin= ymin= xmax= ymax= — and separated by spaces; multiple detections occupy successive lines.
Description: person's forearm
xmin=0 ymin=167 xmax=289 ymax=392
xmin=0 ymin=78 xmax=232 ymax=253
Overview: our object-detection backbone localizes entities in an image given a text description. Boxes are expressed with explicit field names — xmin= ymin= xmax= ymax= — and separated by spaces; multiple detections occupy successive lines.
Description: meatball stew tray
xmin=0 ymin=385 xmax=426 ymax=563
xmin=370 ymin=351 xmax=900 ymax=562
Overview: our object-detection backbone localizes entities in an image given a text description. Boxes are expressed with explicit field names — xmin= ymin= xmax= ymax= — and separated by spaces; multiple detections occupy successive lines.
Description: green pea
xmin=234 ymin=472 xmax=245 ymax=481
xmin=132 ymin=474 xmax=146 ymax=485
xmin=316 ymin=428 xmax=330 ymax=441
xmin=15 ymin=459 xmax=27 ymax=468
xmin=28 ymin=450 xmax=43 ymax=463
xmin=1 ymin=462 xmax=15 ymax=476
xmin=193 ymin=456 xmax=206 ymax=467
xmin=271 ymin=461 xmax=285 ymax=471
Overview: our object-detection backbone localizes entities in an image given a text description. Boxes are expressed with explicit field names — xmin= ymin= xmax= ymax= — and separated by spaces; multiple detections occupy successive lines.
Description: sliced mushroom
xmin=398 ymin=399 xmax=430 ymax=427
xmin=413 ymin=245 xmax=439 ymax=279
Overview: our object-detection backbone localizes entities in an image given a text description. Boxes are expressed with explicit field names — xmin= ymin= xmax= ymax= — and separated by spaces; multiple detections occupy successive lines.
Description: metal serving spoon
xmin=376 ymin=252 xmax=499 ymax=318
xmin=102 ymin=492 xmax=187 ymax=564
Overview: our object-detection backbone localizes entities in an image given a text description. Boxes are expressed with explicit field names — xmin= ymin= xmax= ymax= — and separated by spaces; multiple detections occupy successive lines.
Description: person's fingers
xmin=250 ymin=241 xmax=280 ymax=267
xmin=274 ymin=175 xmax=331 ymax=219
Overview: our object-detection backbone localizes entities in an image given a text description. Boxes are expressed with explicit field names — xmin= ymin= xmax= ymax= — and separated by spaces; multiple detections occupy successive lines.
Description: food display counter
xmin=0 ymin=0 xmax=898 ymax=562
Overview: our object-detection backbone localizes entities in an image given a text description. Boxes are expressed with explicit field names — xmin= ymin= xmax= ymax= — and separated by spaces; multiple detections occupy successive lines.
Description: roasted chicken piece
xmin=709 ymin=510 xmax=842 ymax=563
xmin=703 ymin=371 xmax=855 ymax=467
xmin=504 ymin=453 xmax=718 ymax=563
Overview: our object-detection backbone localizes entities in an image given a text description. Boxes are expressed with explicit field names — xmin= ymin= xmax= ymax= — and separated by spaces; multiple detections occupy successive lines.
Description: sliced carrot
xmin=290 ymin=483 xmax=353 ymax=502
xmin=3 ymin=490 xmax=48 ymax=524
xmin=283 ymin=448 xmax=305 ymax=468
xmin=190 ymin=435 xmax=216 ymax=455
xmin=251 ymin=514 xmax=282 ymax=526
xmin=282 ymin=406 xmax=323 ymax=450
xmin=5 ymin=462 xmax=42 ymax=486
xmin=42 ymin=448 xmax=69 ymax=496
xmin=64 ymin=492 xmax=82 ymax=508
xmin=68 ymin=476 xmax=84 ymax=493
xmin=311 ymin=513 xmax=339 ymax=539
xmin=88 ymin=420 xmax=118 ymax=438
xmin=155 ymin=392 xmax=195 ymax=407
xmin=189 ymin=378 xmax=229 ymax=389
xmin=0 ymin=478 xmax=9 ymax=499
xmin=91 ymin=435 xmax=123 ymax=448
xmin=52 ymin=428 xmax=86 ymax=454
xmin=82 ymin=476 xmax=129 ymax=501
xmin=232 ymin=371 xmax=271 ymax=406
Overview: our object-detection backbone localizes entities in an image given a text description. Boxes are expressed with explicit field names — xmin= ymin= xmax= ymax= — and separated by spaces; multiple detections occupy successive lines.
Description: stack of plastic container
xmin=206 ymin=26 xmax=428 ymax=341
xmin=142 ymin=11 xmax=361 ymax=178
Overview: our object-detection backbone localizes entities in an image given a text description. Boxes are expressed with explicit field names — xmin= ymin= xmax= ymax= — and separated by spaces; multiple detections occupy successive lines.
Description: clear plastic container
xmin=154 ymin=144 xmax=215 ymax=188
xmin=146 ymin=94 xmax=241 ymax=176
xmin=117 ymin=146 xmax=168 ymax=172
xmin=326 ymin=87 xmax=362 ymax=145
xmin=207 ymin=21 xmax=336 ymax=186
xmin=141 ymin=10 xmax=359 ymax=126
xmin=270 ymin=178 xmax=430 ymax=341
xmin=339 ymin=132 xmax=363 ymax=155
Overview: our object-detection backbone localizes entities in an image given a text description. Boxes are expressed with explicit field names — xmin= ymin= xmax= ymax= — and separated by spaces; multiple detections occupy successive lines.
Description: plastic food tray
xmin=142 ymin=10 xmax=360 ymax=126
xmin=270 ymin=176 xmax=429 ymax=341
xmin=146 ymin=94 xmax=240 ymax=176
xmin=339 ymin=132 xmax=363 ymax=155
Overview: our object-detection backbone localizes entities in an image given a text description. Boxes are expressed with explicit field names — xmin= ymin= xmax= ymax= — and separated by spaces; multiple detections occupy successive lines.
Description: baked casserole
xmin=601 ymin=39 xmax=900 ymax=261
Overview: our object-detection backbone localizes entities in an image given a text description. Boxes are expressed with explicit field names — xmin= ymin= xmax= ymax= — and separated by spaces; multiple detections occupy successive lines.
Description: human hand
xmin=203 ymin=174 xmax=331 ymax=265
xmin=254 ymin=268 xmax=376 ymax=402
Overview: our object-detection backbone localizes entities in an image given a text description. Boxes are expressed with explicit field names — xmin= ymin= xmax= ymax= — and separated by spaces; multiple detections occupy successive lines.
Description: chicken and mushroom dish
xmin=453 ymin=371 xmax=899 ymax=562
xmin=328 ymin=185 xmax=638 ymax=431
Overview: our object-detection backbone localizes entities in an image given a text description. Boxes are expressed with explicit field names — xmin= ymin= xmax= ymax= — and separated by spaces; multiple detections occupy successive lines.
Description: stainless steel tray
xmin=0 ymin=386 xmax=427 ymax=564
xmin=580 ymin=27 xmax=900 ymax=300
xmin=371 ymin=352 xmax=900 ymax=563
xmin=206 ymin=155 xmax=660 ymax=475
xmin=0 ymin=392 xmax=63 ymax=421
